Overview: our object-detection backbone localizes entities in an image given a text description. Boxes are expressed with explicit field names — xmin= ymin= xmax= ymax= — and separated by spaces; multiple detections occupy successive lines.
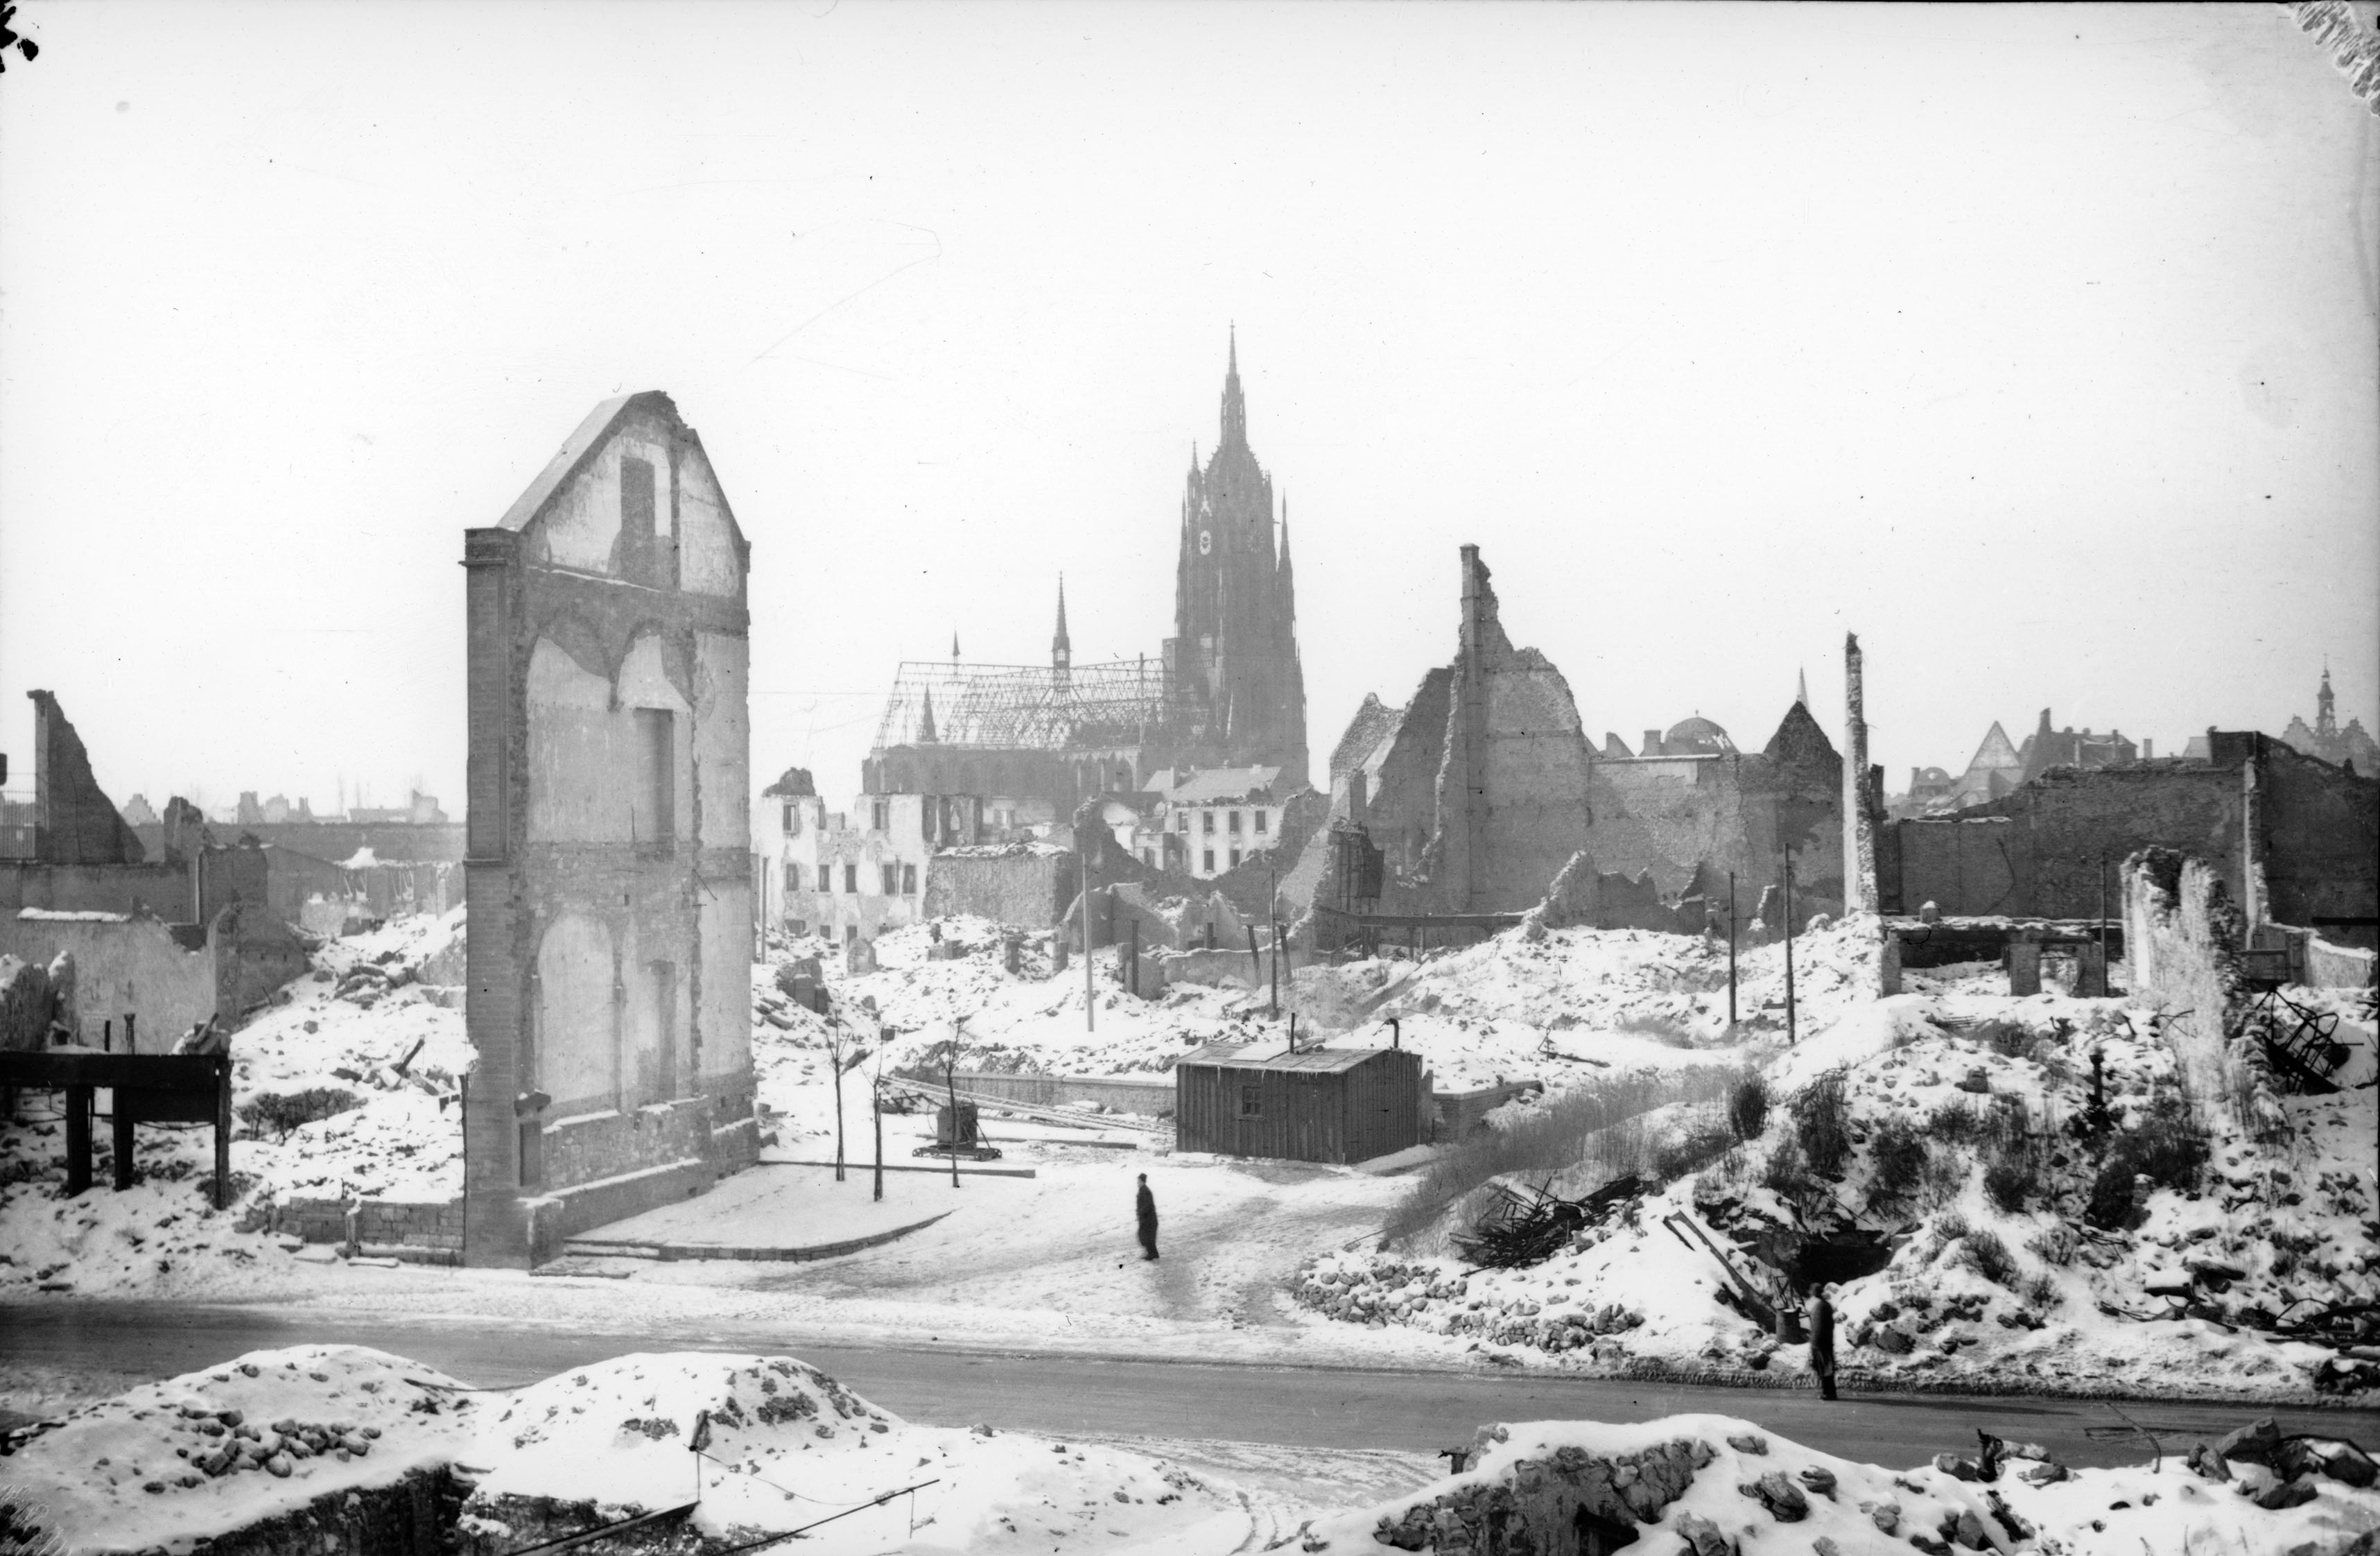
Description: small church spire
xmin=1796 ymin=667 xmax=1809 ymax=708
xmin=950 ymin=631 xmax=961 ymax=661
xmin=1219 ymin=327 xmax=1247 ymax=448
xmin=1052 ymin=576 xmax=1072 ymax=676
xmin=917 ymin=686 xmax=939 ymax=744
xmin=2318 ymin=660 xmax=2338 ymax=736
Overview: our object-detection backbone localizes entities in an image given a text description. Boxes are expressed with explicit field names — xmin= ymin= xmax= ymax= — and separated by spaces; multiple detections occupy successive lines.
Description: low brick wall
xmin=1436 ymin=1080 xmax=1544 ymax=1137
xmin=268 ymin=1196 xmax=464 ymax=1265
xmin=937 ymin=1069 xmax=1176 ymax=1116
xmin=172 ymin=1464 xmax=465 ymax=1556
xmin=2307 ymin=935 xmax=2377 ymax=989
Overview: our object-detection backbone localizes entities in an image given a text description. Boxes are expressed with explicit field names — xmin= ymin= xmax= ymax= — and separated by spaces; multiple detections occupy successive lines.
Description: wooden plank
xmin=65 ymin=1086 xmax=92 ymax=1195
xmin=0 ymin=1052 xmax=226 ymax=1091
xmin=214 ymin=1057 xmax=232 ymax=1211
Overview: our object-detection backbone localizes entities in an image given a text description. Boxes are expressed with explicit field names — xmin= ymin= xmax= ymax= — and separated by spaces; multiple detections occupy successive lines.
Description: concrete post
xmin=2074 ymin=942 xmax=2107 ymax=999
xmin=1843 ymin=632 xmax=1877 ymax=915
xmin=2006 ymin=941 xmax=2042 ymax=996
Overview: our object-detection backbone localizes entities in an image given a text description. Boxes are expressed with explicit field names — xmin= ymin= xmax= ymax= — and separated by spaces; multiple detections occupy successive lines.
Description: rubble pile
xmin=1303 ymin=1412 xmax=2380 ymax=1556
xmin=4 ymin=1348 xmax=1247 ymax=1555
xmin=1292 ymin=951 xmax=2377 ymax=1401
xmin=1292 ymin=1257 xmax=1646 ymax=1354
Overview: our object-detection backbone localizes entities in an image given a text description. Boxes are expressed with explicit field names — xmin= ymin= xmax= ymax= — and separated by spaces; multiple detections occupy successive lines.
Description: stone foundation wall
xmin=268 ymin=1196 xmax=466 ymax=1263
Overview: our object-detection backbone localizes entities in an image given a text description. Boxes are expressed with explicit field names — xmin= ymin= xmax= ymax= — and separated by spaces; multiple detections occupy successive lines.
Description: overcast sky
xmin=2 ymin=2 xmax=2372 ymax=818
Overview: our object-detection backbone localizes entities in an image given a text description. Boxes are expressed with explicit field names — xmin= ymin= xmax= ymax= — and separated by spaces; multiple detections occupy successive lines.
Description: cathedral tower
xmin=1162 ymin=331 xmax=1310 ymax=788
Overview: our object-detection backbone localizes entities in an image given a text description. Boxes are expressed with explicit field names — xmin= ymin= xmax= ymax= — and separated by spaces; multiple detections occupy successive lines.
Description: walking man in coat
xmin=1134 ymin=1173 xmax=1160 ymax=1261
xmin=1805 ymin=1283 xmax=1838 ymax=1400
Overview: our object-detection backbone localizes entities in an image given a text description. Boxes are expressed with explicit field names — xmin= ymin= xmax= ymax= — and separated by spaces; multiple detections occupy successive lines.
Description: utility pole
xmin=1726 ymin=870 xmax=1737 ymax=1028
xmin=1079 ymin=831 xmax=1095 ymax=1033
xmin=1782 ymin=849 xmax=1798 ymax=1047
xmin=943 ymin=1041 xmax=962 ymax=1189
xmin=871 ymin=1071 xmax=885 ymax=1203
xmin=2097 ymin=853 xmax=2110 ymax=999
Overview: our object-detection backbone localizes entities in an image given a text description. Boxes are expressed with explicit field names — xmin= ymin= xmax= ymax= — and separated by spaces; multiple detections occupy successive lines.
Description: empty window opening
xmin=634 ymin=708 xmax=675 ymax=851
xmin=1237 ymin=1084 xmax=1262 ymax=1118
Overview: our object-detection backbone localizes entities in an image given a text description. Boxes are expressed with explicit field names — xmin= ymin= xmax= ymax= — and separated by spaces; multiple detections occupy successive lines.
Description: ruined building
xmin=0 ymin=691 xmax=302 ymax=1045
xmin=462 ymin=391 xmax=756 ymax=1266
xmin=1320 ymin=546 xmax=1850 ymax=933
xmin=1882 ymin=732 xmax=2377 ymax=942
xmin=2282 ymin=665 xmax=2380 ymax=775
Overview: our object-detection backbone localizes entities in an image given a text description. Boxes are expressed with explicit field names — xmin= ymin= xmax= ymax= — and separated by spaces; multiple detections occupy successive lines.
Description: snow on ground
xmin=1304 ymin=1412 xmax=2380 ymax=1556
xmin=3 ymin=1348 xmax=1282 ymax=1555
xmin=0 ymin=910 xmax=471 ymax=1298
xmin=462 ymin=1351 xmax=1247 ymax=1554
xmin=0 ymin=1344 xmax=480 ymax=1555
xmin=1293 ymin=957 xmax=2380 ymax=1403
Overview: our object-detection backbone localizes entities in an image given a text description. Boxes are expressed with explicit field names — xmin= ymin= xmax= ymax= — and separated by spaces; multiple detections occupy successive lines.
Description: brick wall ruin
xmin=1428 ymin=546 xmax=1595 ymax=913
xmin=1884 ymin=735 xmax=2376 ymax=940
xmin=26 ymin=691 xmax=144 ymax=865
xmin=461 ymin=391 xmax=757 ymax=1268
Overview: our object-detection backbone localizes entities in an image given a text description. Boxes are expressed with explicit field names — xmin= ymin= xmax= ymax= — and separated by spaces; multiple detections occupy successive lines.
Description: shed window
xmin=1237 ymin=1084 xmax=1262 ymax=1118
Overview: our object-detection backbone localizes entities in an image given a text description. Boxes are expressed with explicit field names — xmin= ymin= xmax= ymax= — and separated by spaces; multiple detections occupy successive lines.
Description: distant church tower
xmin=1162 ymin=330 xmax=1310 ymax=788
xmin=2317 ymin=664 xmax=2338 ymax=739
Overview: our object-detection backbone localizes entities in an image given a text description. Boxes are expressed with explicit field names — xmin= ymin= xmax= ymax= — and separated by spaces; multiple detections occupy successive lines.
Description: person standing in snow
xmin=1134 ymin=1173 xmax=1159 ymax=1261
xmin=1805 ymin=1283 xmax=1838 ymax=1400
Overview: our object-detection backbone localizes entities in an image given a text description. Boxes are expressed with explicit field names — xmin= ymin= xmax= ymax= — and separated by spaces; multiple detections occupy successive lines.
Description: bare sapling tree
xmin=819 ymin=1015 xmax=872 ymax=1184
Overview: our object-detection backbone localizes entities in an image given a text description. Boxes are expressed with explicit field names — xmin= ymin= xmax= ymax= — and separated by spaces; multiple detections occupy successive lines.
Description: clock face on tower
xmin=1198 ymin=529 xmax=1213 ymax=556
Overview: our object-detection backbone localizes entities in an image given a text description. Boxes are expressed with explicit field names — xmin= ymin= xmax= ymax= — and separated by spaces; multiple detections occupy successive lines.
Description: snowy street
xmin=7 ymin=1300 xmax=2372 ymax=1475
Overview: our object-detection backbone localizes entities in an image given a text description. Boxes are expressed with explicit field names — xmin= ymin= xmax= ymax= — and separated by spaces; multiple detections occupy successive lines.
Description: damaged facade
xmin=461 ymin=390 xmax=757 ymax=1267
xmin=1882 ymin=732 xmax=2379 ymax=945
xmin=0 ymin=691 xmax=304 ymax=1045
xmin=1316 ymin=547 xmax=1852 ymax=938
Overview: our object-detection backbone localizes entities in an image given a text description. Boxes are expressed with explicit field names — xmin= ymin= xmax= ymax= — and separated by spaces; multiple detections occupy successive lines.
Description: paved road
xmin=4 ymin=1302 xmax=2371 ymax=1473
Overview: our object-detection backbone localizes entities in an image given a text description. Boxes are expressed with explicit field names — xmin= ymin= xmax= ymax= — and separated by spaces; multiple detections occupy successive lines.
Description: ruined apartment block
xmin=461 ymin=391 xmax=756 ymax=1267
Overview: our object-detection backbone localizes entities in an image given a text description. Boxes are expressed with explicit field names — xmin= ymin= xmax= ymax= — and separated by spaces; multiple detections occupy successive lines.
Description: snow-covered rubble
xmin=462 ymin=1351 xmax=1244 ymax=1553
xmin=0 ymin=910 xmax=473 ymax=1297
xmin=1303 ymin=1412 xmax=2380 ymax=1556
xmin=1294 ymin=953 xmax=2380 ymax=1403
xmin=4 ymin=1348 xmax=1249 ymax=1555
xmin=0 ymin=1344 xmax=480 ymax=1555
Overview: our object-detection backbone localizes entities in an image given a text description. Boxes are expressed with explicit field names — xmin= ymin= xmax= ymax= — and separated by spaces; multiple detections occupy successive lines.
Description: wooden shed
xmin=1172 ymin=1043 xmax=1429 ymax=1165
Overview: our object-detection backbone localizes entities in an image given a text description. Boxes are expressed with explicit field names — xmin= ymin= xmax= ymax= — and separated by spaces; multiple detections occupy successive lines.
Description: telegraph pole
xmin=1080 ymin=824 xmax=1095 ymax=1033
xmin=1782 ymin=849 xmax=1798 ymax=1047
xmin=1726 ymin=871 xmax=1738 ymax=1028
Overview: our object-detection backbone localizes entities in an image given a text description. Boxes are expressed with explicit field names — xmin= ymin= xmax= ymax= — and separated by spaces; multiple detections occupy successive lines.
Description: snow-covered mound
xmin=0 ymin=1345 xmax=480 ymax=1556
xmin=461 ymin=1351 xmax=1242 ymax=1553
xmin=1302 ymin=1412 xmax=2380 ymax=1556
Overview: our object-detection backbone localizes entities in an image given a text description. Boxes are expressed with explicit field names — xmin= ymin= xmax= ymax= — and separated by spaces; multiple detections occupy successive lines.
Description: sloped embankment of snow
xmin=6 ymin=1347 xmax=1248 ymax=1555
xmin=0 ymin=1344 xmax=480 ymax=1556
xmin=1303 ymin=1412 xmax=2380 ymax=1556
